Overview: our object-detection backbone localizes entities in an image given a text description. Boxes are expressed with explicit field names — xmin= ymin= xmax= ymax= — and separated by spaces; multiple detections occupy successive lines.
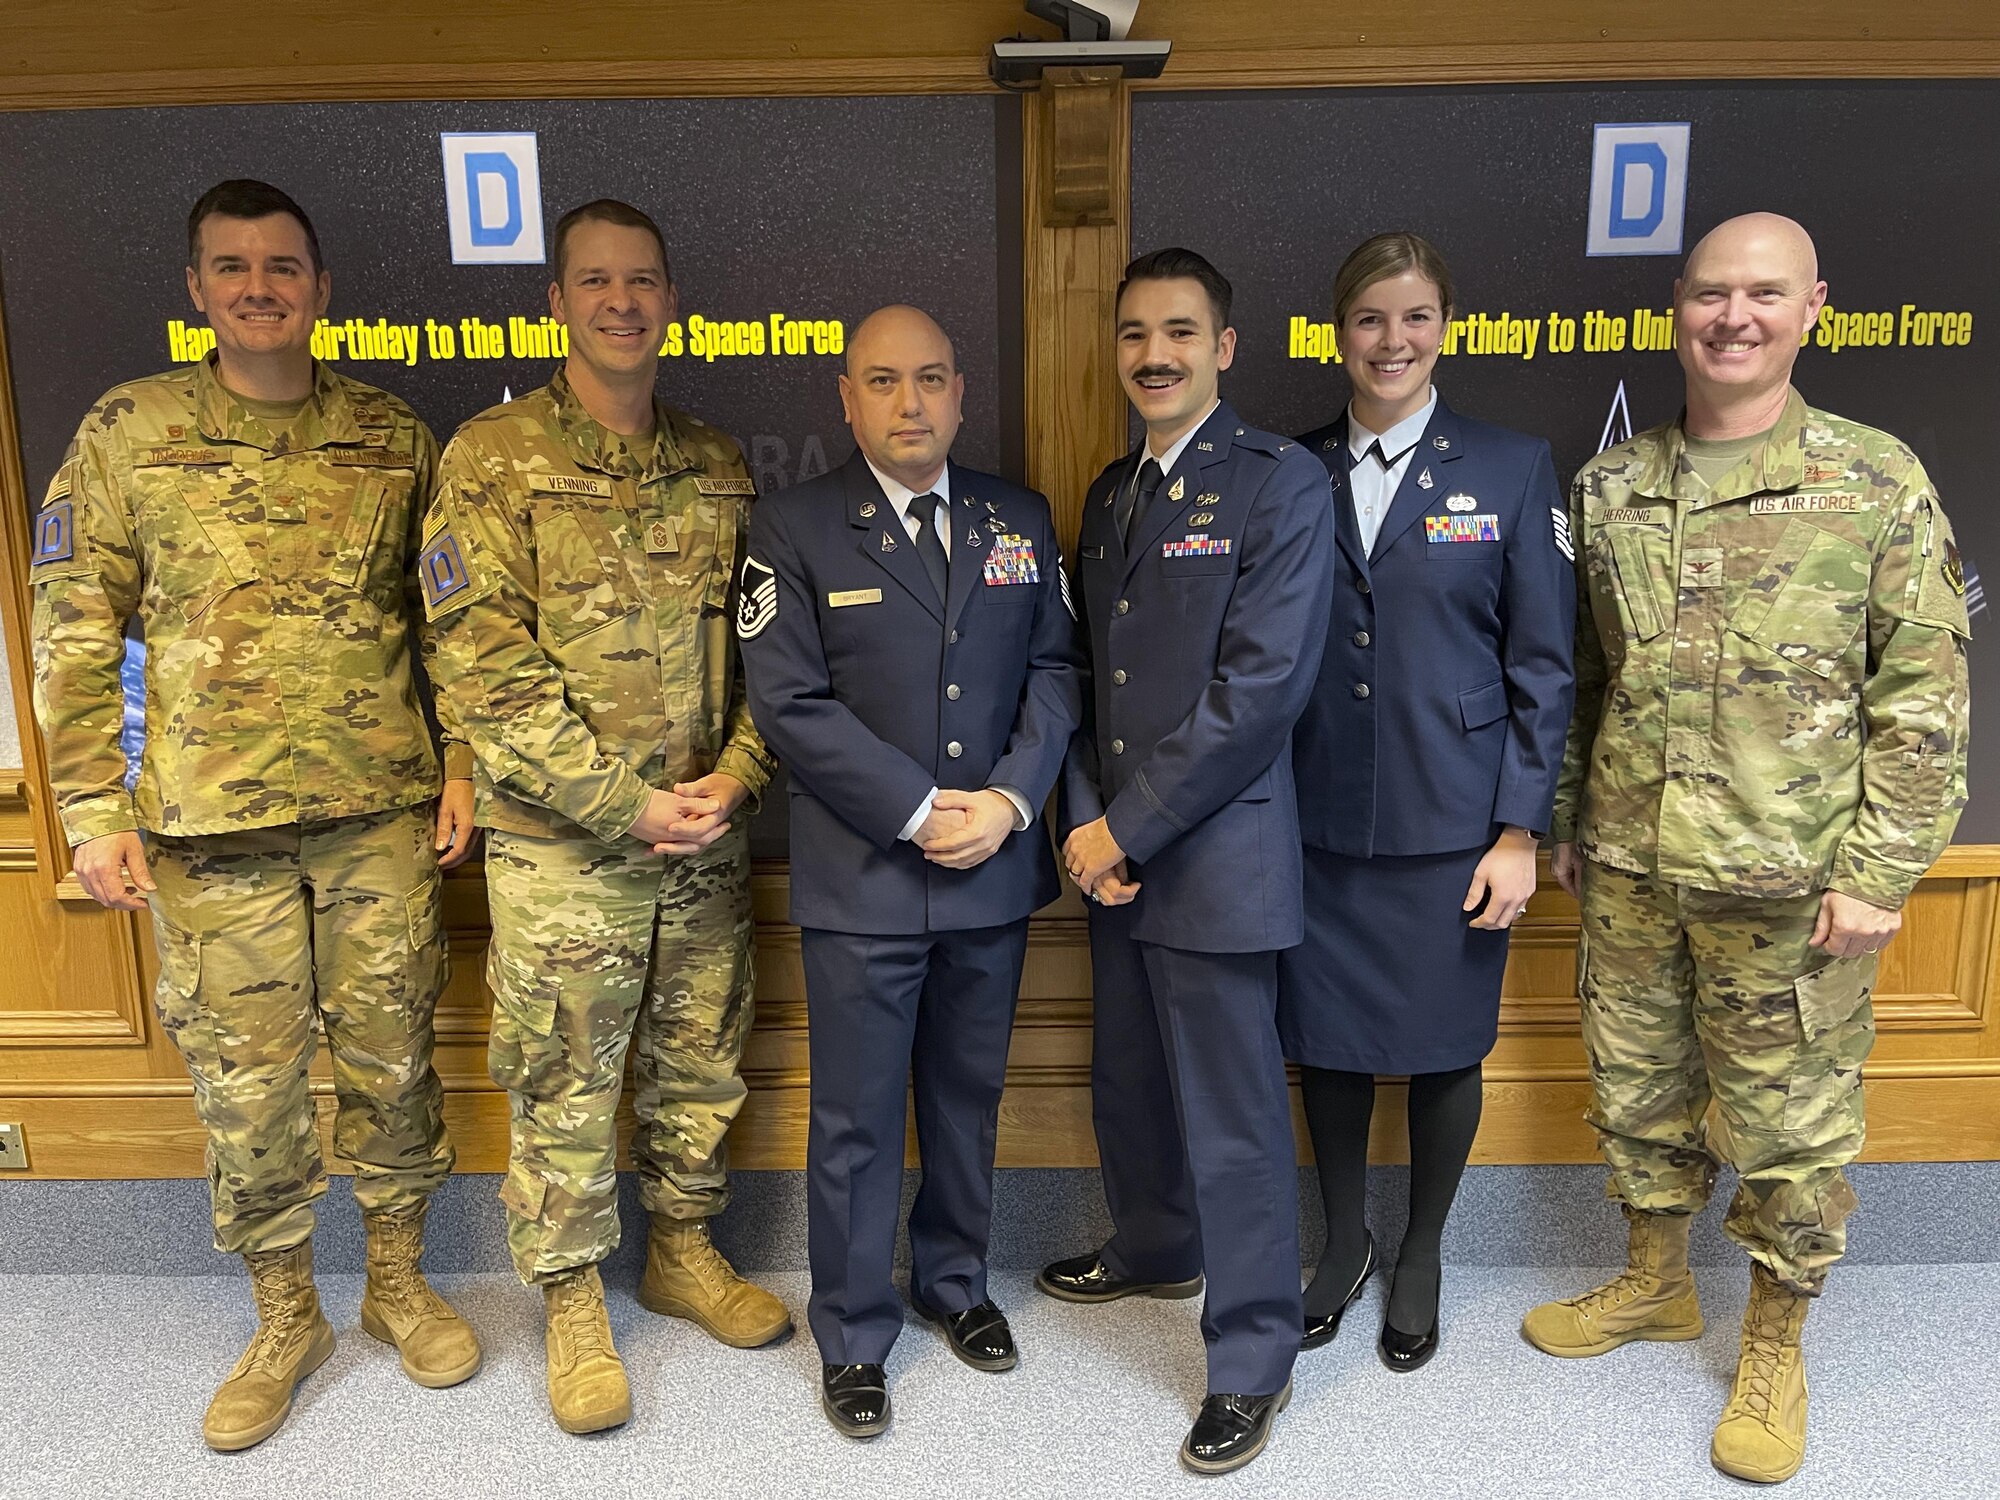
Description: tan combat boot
xmin=544 ymin=1265 xmax=632 ymax=1435
xmin=202 ymin=1240 xmax=337 ymax=1452
xmin=637 ymin=1214 xmax=792 ymax=1348
xmin=359 ymin=1204 xmax=482 ymax=1388
xmin=1522 ymin=1208 xmax=1704 ymax=1357
xmin=1711 ymin=1263 xmax=1811 ymax=1484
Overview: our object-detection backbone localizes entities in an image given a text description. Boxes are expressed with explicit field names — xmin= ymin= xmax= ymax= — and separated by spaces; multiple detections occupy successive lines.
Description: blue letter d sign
xmin=1607 ymin=142 xmax=1668 ymax=240
xmin=464 ymin=152 xmax=523 ymax=247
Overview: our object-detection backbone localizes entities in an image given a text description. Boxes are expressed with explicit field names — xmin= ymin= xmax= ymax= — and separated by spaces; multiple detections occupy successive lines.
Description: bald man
xmin=1525 ymin=214 xmax=1970 ymax=1483
xmin=738 ymin=306 xmax=1083 ymax=1436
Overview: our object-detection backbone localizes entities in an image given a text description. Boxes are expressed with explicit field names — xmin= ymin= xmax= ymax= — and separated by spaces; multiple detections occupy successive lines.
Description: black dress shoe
xmin=1379 ymin=1314 xmax=1440 ymax=1373
xmin=1179 ymin=1383 xmax=1292 ymax=1475
xmin=820 ymin=1363 xmax=891 ymax=1439
xmin=1036 ymin=1249 xmax=1204 ymax=1304
xmin=1301 ymin=1234 xmax=1378 ymax=1350
xmin=911 ymin=1295 xmax=1017 ymax=1372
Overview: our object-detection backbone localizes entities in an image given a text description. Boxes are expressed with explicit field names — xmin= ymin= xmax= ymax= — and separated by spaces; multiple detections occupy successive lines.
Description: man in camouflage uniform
xmin=1524 ymin=214 xmax=1970 ymax=1484
xmin=421 ymin=199 xmax=786 ymax=1435
xmin=28 ymin=180 xmax=481 ymax=1452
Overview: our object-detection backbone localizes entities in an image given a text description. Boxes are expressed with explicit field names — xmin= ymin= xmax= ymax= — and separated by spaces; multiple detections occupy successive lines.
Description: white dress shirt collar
xmin=863 ymin=454 xmax=951 ymax=535
xmin=1347 ymin=387 xmax=1438 ymax=466
xmin=1145 ymin=398 xmax=1221 ymax=478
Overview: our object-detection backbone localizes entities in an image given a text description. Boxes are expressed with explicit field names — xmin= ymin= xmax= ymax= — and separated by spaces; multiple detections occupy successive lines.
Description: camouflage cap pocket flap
xmin=1794 ymin=958 xmax=1872 ymax=1041
xmin=486 ymin=946 xmax=558 ymax=1037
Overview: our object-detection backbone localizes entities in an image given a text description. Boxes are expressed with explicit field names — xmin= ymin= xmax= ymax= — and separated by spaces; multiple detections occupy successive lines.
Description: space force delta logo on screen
xmin=441 ymin=132 xmax=546 ymax=265
xmin=1587 ymin=122 xmax=1691 ymax=257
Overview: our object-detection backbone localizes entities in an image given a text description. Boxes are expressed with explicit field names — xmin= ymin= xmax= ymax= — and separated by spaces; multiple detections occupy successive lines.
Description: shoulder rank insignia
xmin=1944 ymin=538 xmax=1967 ymax=596
xmin=737 ymin=555 xmax=779 ymax=638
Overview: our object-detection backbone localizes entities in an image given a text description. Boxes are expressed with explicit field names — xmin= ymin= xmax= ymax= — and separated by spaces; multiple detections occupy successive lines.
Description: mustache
xmin=1132 ymin=365 xmax=1186 ymax=380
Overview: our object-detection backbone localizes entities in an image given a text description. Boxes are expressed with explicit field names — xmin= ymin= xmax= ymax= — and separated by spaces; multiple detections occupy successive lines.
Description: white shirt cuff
xmin=897 ymin=788 xmax=941 ymax=842
xmin=990 ymin=784 xmax=1032 ymax=832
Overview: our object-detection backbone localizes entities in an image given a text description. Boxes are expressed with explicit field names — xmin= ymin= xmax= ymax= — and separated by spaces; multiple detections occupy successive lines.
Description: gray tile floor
xmin=2 ymin=1264 xmax=1992 ymax=1500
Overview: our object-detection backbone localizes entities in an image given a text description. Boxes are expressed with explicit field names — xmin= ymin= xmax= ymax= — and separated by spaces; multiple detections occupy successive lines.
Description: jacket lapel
xmin=1321 ymin=427 xmax=1370 ymax=581
xmin=1368 ymin=401 xmax=1464 ymax=562
xmin=1122 ymin=402 xmax=1234 ymax=586
xmin=844 ymin=451 xmax=943 ymax=622
xmin=944 ymin=461 xmax=989 ymax=631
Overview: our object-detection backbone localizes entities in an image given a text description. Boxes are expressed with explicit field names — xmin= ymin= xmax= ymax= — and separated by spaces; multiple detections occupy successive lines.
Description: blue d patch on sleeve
xmin=31 ymin=500 xmax=74 ymax=566
xmin=420 ymin=530 xmax=471 ymax=610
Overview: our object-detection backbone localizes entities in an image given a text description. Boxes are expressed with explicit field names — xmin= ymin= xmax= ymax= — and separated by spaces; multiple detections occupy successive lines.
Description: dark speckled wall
xmin=1133 ymin=81 xmax=2000 ymax=839
xmin=0 ymin=97 xmax=1018 ymax=854
xmin=0 ymin=97 xmax=1017 ymax=494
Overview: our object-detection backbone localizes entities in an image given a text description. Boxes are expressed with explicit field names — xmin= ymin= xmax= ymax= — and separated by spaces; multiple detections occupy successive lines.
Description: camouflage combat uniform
xmin=420 ymin=369 xmax=776 ymax=1284
xmin=1554 ymin=389 xmax=1970 ymax=1291
xmin=29 ymin=355 xmax=460 ymax=1255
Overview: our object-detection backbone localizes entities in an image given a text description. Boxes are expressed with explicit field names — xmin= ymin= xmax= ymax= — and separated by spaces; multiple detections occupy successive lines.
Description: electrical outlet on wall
xmin=0 ymin=1122 xmax=28 ymax=1170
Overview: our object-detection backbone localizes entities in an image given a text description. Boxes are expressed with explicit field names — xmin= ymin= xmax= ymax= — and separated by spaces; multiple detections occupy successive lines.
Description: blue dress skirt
xmin=1276 ymin=843 xmax=1510 ymax=1075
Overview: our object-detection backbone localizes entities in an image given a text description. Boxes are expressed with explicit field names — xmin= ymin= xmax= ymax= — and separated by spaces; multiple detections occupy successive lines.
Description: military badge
xmin=1424 ymin=515 xmax=1501 ymax=543
xmin=646 ymin=519 xmax=679 ymax=554
xmin=880 ymin=530 xmax=898 ymax=553
xmin=1432 ymin=435 xmax=1451 ymax=450
xmin=1445 ymin=493 xmax=1477 ymax=512
xmin=1168 ymin=475 xmax=1186 ymax=503
xmin=859 ymin=500 xmax=877 ymax=519
xmin=419 ymin=529 xmax=471 ymax=610
xmin=1417 ymin=468 xmax=1434 ymax=490
xmin=1944 ymin=538 xmax=1967 ymax=596
xmin=1163 ymin=534 xmax=1232 ymax=558
xmin=737 ymin=555 xmax=779 ymax=638
xmin=1189 ymin=511 xmax=1216 ymax=527
xmin=30 ymin=499 xmax=74 ymax=567
xmin=983 ymin=534 xmax=1040 ymax=585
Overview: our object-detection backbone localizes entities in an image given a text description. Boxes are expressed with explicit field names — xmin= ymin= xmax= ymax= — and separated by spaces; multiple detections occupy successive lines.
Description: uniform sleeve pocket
xmin=1730 ymin=520 xmax=1869 ymax=678
xmin=1458 ymin=679 xmax=1509 ymax=730
xmin=1794 ymin=957 xmax=1872 ymax=1041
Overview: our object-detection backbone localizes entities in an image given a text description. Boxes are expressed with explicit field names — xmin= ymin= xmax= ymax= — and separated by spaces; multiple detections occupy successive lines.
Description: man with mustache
xmin=738 ymin=304 xmax=1082 ymax=1437
xmin=1040 ymin=248 xmax=1335 ymax=1474
xmin=421 ymin=198 xmax=787 ymax=1435
xmin=1524 ymin=213 xmax=1971 ymax=1484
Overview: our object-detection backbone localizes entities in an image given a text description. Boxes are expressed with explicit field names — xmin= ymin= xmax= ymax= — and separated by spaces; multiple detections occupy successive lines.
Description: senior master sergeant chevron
xmin=28 ymin=180 xmax=481 ymax=1451
xmin=1523 ymin=213 xmax=1971 ymax=1485
xmin=420 ymin=198 xmax=786 ymax=1435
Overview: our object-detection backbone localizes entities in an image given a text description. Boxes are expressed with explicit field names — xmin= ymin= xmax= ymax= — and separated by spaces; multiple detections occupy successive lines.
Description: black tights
xmin=1299 ymin=1062 xmax=1484 ymax=1335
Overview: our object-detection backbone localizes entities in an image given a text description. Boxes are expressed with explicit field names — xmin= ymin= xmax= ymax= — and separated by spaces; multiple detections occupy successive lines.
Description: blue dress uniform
xmin=1280 ymin=398 xmax=1575 ymax=1072
xmin=1063 ymin=400 xmax=1335 ymax=1397
xmin=738 ymin=449 xmax=1082 ymax=1367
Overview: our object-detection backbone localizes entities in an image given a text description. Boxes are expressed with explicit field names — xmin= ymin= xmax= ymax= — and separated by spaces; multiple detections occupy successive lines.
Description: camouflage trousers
xmin=144 ymin=803 xmax=453 ymax=1256
xmin=1577 ymin=859 xmax=1876 ymax=1293
xmin=484 ymin=824 xmax=755 ymax=1285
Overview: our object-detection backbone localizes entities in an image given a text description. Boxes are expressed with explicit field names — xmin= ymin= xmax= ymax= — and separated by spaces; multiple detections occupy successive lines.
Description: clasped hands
xmin=632 ymin=772 xmax=749 ymax=855
xmin=1063 ymin=817 xmax=1140 ymax=906
xmin=915 ymin=789 xmax=1017 ymax=870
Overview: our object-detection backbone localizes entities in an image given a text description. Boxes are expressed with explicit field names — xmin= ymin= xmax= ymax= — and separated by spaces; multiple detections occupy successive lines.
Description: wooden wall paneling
xmin=1022 ymin=68 xmax=1130 ymax=548
xmin=1 ymin=2 xmax=1996 ymax=108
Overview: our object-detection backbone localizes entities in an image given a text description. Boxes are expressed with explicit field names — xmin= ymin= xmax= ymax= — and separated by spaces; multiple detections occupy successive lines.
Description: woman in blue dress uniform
xmin=1281 ymin=233 xmax=1575 ymax=1370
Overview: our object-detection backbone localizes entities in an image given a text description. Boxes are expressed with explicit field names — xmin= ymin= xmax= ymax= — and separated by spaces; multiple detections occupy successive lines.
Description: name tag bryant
xmin=828 ymin=588 xmax=882 ymax=608
xmin=421 ymin=532 xmax=470 ymax=607
xmin=1425 ymin=514 xmax=1502 ymax=543
xmin=526 ymin=473 xmax=613 ymax=498
xmin=1163 ymin=533 xmax=1232 ymax=559
xmin=32 ymin=500 xmax=74 ymax=565
xmin=1750 ymin=492 xmax=1861 ymax=515
xmin=983 ymin=534 xmax=1040 ymax=585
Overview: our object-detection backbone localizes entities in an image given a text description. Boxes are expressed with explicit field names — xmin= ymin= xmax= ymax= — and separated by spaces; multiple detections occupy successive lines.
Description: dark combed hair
xmin=1117 ymin=246 xmax=1232 ymax=331
xmin=187 ymin=180 xmax=323 ymax=275
xmin=550 ymin=199 xmax=671 ymax=286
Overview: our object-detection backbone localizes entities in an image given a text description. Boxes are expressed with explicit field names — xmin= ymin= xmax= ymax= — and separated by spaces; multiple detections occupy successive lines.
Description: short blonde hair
xmin=1332 ymin=232 xmax=1456 ymax=329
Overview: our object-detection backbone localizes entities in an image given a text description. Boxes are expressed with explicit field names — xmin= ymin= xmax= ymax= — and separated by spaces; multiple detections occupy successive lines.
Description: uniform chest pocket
xmin=1424 ymin=539 xmax=1502 ymax=563
xmin=338 ymin=473 xmax=411 ymax=609
xmin=1161 ymin=552 xmax=1236 ymax=578
xmin=1593 ymin=526 xmax=1669 ymax=642
xmin=1728 ymin=519 xmax=1870 ymax=678
xmin=978 ymin=579 xmax=1040 ymax=607
xmin=535 ymin=507 xmax=643 ymax=642
xmin=134 ymin=474 xmax=257 ymax=624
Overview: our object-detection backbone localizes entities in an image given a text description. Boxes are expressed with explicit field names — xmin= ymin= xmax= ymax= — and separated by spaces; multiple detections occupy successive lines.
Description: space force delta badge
xmin=983 ymin=534 xmax=1039 ymax=585
xmin=736 ymin=555 xmax=778 ymax=639
xmin=1425 ymin=515 xmax=1501 ymax=543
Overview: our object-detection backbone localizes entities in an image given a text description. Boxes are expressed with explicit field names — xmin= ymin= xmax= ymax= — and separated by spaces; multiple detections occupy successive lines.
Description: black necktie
xmin=1119 ymin=458 xmax=1165 ymax=548
xmin=910 ymin=492 xmax=949 ymax=603
xmin=1367 ymin=437 xmax=1421 ymax=471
